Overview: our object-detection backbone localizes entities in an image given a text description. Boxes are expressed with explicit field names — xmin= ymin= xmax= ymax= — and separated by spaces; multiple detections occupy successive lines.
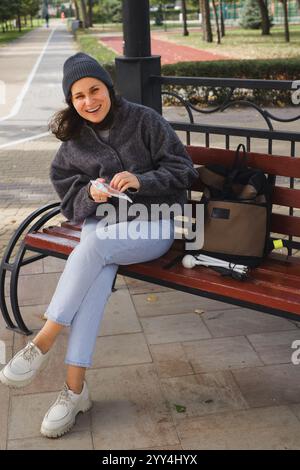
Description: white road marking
xmin=0 ymin=26 xmax=57 ymax=123
xmin=0 ymin=131 xmax=50 ymax=150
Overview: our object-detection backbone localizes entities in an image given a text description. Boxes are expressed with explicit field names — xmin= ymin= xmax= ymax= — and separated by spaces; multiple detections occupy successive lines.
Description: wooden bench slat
xmin=271 ymin=213 xmax=300 ymax=237
xmin=25 ymin=233 xmax=77 ymax=255
xmin=187 ymin=146 xmax=300 ymax=178
xmin=43 ymin=226 xmax=81 ymax=241
xmin=61 ymin=221 xmax=83 ymax=231
xmin=24 ymin=228 xmax=300 ymax=316
xmin=271 ymin=187 xmax=300 ymax=209
xmin=119 ymin=254 xmax=300 ymax=316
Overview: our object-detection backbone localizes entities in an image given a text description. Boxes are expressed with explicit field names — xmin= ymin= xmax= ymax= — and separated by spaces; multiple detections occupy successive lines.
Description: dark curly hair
xmin=48 ymin=87 xmax=122 ymax=142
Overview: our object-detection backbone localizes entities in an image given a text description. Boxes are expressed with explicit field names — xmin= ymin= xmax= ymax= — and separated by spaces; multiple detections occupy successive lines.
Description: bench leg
xmin=111 ymin=270 xmax=118 ymax=292
xmin=0 ymin=251 xmax=18 ymax=331
xmin=10 ymin=245 xmax=33 ymax=335
xmin=0 ymin=202 xmax=61 ymax=335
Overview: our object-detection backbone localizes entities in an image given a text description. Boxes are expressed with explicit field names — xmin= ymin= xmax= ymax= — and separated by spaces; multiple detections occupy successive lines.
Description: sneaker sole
xmin=0 ymin=355 xmax=50 ymax=389
xmin=40 ymin=400 xmax=93 ymax=439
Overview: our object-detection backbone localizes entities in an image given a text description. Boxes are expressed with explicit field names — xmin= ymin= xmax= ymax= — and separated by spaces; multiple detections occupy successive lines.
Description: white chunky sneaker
xmin=0 ymin=341 xmax=50 ymax=388
xmin=40 ymin=381 xmax=92 ymax=438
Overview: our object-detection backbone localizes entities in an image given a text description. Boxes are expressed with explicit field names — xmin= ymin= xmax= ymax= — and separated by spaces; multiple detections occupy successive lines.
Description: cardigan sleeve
xmin=132 ymin=109 xmax=199 ymax=197
xmin=50 ymin=144 xmax=98 ymax=223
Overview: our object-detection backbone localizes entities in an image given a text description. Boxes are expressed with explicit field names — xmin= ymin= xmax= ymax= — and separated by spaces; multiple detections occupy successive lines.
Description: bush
xmin=82 ymin=55 xmax=300 ymax=107
xmin=240 ymin=0 xmax=261 ymax=29
xmin=93 ymin=0 xmax=122 ymax=23
xmin=160 ymin=59 xmax=300 ymax=107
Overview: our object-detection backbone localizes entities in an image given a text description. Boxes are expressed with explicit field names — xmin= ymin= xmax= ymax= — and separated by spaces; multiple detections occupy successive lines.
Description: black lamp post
xmin=115 ymin=0 xmax=162 ymax=114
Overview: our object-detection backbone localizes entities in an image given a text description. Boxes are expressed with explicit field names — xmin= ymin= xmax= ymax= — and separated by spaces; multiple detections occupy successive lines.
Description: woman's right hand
xmin=89 ymin=178 xmax=111 ymax=203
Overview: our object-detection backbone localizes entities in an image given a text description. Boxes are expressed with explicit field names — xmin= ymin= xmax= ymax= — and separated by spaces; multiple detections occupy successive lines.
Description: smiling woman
xmin=0 ymin=52 xmax=198 ymax=440
xmin=71 ymin=78 xmax=112 ymax=123
xmin=49 ymin=53 xmax=122 ymax=141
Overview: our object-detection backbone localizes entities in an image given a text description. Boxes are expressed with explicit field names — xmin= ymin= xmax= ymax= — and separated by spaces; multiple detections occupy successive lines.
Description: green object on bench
xmin=1 ymin=145 xmax=300 ymax=335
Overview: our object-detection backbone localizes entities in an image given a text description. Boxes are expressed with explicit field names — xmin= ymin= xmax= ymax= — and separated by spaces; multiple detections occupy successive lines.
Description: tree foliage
xmin=0 ymin=0 xmax=40 ymax=31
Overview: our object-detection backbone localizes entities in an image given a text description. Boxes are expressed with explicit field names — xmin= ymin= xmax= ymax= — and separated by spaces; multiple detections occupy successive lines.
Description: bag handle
xmin=222 ymin=144 xmax=248 ymax=197
xmin=231 ymin=143 xmax=248 ymax=170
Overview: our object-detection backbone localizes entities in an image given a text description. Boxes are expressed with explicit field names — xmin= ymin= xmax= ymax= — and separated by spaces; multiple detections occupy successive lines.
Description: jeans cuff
xmin=65 ymin=358 xmax=92 ymax=368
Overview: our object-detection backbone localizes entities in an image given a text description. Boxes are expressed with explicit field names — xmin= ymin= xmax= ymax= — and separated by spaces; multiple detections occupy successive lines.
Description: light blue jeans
xmin=45 ymin=217 xmax=175 ymax=367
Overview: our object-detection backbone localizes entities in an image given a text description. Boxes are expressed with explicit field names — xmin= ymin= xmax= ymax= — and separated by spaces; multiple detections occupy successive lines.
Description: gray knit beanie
xmin=62 ymin=52 xmax=113 ymax=99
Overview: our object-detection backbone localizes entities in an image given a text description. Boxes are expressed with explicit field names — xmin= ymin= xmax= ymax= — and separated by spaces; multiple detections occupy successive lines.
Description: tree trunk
xmin=181 ymin=0 xmax=189 ymax=36
xmin=80 ymin=0 xmax=89 ymax=28
xmin=74 ymin=0 xmax=80 ymax=20
xmin=257 ymin=0 xmax=270 ymax=35
xmin=220 ymin=0 xmax=225 ymax=37
xmin=200 ymin=0 xmax=213 ymax=42
xmin=211 ymin=0 xmax=221 ymax=44
xmin=281 ymin=0 xmax=290 ymax=42
xmin=30 ymin=15 xmax=33 ymax=28
xmin=88 ymin=0 xmax=93 ymax=27
xmin=17 ymin=12 xmax=21 ymax=32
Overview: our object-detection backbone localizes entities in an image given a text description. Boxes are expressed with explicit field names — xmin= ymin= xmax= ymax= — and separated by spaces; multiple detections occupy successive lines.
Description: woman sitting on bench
xmin=0 ymin=53 xmax=198 ymax=438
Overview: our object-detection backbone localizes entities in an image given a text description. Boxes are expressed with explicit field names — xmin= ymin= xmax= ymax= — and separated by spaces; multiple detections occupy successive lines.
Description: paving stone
xmin=100 ymin=289 xmax=141 ymax=336
xmin=125 ymin=277 xmax=171 ymax=294
xmin=43 ymin=257 xmax=66 ymax=273
xmin=7 ymin=431 xmax=94 ymax=450
xmin=141 ymin=313 xmax=211 ymax=344
xmin=183 ymin=336 xmax=263 ymax=373
xmin=161 ymin=371 xmax=248 ymax=421
xmin=8 ymin=391 xmax=91 ymax=440
xmin=20 ymin=259 xmax=44 ymax=276
xmin=176 ymin=406 xmax=300 ymax=449
xmin=0 ymin=385 xmax=10 ymax=450
xmin=87 ymin=364 xmax=179 ymax=450
xmin=150 ymin=342 xmax=194 ymax=378
xmin=289 ymin=404 xmax=300 ymax=422
xmin=14 ymin=272 xmax=61 ymax=306
xmin=3 ymin=303 xmax=49 ymax=333
xmin=232 ymin=363 xmax=300 ymax=407
xmin=132 ymin=291 xmax=236 ymax=318
xmin=91 ymin=333 xmax=152 ymax=369
xmin=12 ymin=334 xmax=68 ymax=395
xmin=247 ymin=330 xmax=300 ymax=365
xmin=202 ymin=308 xmax=298 ymax=338
xmin=0 ymin=313 xmax=14 ymax=347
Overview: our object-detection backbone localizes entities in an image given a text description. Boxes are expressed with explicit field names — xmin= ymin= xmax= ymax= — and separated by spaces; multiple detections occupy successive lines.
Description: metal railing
xmin=152 ymin=76 xmax=300 ymax=255
xmin=152 ymin=76 xmax=300 ymax=153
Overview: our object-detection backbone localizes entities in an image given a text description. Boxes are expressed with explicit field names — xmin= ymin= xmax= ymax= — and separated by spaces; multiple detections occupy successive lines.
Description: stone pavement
xmin=1 ymin=252 xmax=300 ymax=449
xmin=1 ymin=23 xmax=300 ymax=451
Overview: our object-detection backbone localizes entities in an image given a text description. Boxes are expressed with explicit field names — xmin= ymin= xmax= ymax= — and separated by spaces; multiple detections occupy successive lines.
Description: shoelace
xmin=55 ymin=384 xmax=73 ymax=407
xmin=22 ymin=343 xmax=39 ymax=363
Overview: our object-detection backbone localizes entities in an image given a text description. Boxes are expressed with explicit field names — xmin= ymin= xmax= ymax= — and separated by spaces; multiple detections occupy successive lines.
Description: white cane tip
xmin=182 ymin=255 xmax=196 ymax=269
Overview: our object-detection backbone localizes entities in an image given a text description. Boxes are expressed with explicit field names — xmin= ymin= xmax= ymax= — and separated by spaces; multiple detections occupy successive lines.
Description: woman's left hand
xmin=110 ymin=171 xmax=140 ymax=192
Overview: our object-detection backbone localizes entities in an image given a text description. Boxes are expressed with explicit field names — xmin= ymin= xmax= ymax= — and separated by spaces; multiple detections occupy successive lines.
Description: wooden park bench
xmin=1 ymin=145 xmax=300 ymax=335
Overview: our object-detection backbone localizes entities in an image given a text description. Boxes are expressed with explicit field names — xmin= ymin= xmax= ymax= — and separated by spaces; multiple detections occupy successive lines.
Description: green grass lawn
xmin=0 ymin=18 xmax=42 ymax=46
xmin=153 ymin=25 xmax=300 ymax=60
xmin=76 ymin=22 xmax=300 ymax=63
xmin=76 ymin=30 xmax=117 ymax=63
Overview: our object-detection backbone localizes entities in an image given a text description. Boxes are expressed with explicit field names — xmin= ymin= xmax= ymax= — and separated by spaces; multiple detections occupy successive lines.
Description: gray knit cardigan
xmin=50 ymin=97 xmax=199 ymax=224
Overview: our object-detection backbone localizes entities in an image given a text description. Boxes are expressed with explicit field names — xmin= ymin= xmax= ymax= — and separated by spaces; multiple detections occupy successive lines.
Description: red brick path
xmin=100 ymin=35 xmax=228 ymax=64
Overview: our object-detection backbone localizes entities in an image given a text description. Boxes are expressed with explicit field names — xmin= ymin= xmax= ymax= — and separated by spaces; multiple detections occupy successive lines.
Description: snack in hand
xmin=90 ymin=180 xmax=133 ymax=203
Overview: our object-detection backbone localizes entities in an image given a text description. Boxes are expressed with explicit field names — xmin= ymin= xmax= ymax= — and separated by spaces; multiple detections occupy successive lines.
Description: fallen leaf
xmin=174 ymin=404 xmax=186 ymax=413
xmin=147 ymin=294 xmax=158 ymax=302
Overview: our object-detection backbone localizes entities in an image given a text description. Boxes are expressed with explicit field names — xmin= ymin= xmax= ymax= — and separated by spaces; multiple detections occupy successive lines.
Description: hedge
xmin=104 ymin=58 xmax=300 ymax=107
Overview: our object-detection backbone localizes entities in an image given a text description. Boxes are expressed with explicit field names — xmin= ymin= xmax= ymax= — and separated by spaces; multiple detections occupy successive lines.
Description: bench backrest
xmin=186 ymin=146 xmax=300 ymax=251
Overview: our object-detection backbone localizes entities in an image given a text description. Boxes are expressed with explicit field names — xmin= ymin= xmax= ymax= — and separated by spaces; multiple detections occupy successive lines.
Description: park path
xmin=100 ymin=34 xmax=228 ymax=64
xmin=0 ymin=20 xmax=76 ymax=146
